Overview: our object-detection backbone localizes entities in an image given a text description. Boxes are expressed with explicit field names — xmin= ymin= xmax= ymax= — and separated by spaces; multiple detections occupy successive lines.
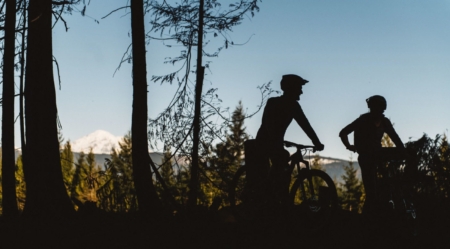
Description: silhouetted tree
xmin=129 ymin=0 xmax=162 ymax=215
xmin=22 ymin=0 xmax=77 ymax=218
xmin=1 ymin=0 xmax=19 ymax=217
xmin=148 ymin=0 xmax=262 ymax=208
xmin=438 ymin=134 xmax=450 ymax=198
xmin=405 ymin=133 xmax=450 ymax=207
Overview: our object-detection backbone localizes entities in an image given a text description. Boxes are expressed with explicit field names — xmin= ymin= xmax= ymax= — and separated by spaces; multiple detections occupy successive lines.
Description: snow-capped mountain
xmin=71 ymin=130 xmax=122 ymax=154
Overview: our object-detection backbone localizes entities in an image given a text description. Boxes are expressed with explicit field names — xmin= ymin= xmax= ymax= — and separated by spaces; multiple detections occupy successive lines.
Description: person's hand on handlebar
xmin=314 ymin=143 xmax=325 ymax=152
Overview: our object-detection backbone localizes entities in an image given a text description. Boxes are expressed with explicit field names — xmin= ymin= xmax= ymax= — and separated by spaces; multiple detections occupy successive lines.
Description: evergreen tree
xmin=97 ymin=133 xmax=137 ymax=212
xmin=85 ymin=149 xmax=101 ymax=202
xmin=157 ymin=144 xmax=183 ymax=209
xmin=147 ymin=0 xmax=261 ymax=207
xmin=70 ymin=151 xmax=87 ymax=202
xmin=160 ymin=145 xmax=175 ymax=189
xmin=438 ymin=133 xmax=450 ymax=198
xmin=210 ymin=101 xmax=249 ymax=205
xmin=15 ymin=156 xmax=27 ymax=211
xmin=60 ymin=140 xmax=75 ymax=196
xmin=340 ymin=160 xmax=364 ymax=213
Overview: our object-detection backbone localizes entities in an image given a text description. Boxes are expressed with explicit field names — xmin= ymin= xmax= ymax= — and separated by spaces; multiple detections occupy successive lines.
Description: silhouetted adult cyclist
xmin=251 ymin=74 xmax=324 ymax=201
xmin=339 ymin=95 xmax=405 ymax=215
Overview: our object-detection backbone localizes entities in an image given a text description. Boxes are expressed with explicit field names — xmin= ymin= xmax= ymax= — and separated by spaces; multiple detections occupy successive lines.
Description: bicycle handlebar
xmin=283 ymin=141 xmax=315 ymax=151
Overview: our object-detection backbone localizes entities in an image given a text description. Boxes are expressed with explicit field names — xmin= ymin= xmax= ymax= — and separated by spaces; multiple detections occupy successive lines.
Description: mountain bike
xmin=228 ymin=140 xmax=338 ymax=231
xmin=375 ymin=148 xmax=419 ymax=237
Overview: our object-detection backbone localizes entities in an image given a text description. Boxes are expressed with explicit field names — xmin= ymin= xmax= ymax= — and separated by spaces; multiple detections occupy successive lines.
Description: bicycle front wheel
xmin=289 ymin=169 xmax=338 ymax=232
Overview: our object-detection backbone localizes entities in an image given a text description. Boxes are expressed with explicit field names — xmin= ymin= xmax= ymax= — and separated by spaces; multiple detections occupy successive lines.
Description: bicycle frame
xmin=284 ymin=141 xmax=316 ymax=200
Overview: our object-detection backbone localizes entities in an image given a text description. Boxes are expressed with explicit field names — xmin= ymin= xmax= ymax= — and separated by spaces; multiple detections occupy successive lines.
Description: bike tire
xmin=289 ymin=169 xmax=338 ymax=232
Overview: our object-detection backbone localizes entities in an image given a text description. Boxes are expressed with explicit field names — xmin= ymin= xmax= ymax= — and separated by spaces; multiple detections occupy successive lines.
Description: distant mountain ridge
xmin=12 ymin=130 xmax=361 ymax=184
xmin=304 ymin=155 xmax=360 ymax=183
xmin=13 ymin=150 xmax=359 ymax=184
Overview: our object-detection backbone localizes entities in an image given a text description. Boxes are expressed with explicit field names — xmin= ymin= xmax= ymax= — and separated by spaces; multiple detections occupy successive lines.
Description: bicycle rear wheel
xmin=289 ymin=169 xmax=338 ymax=232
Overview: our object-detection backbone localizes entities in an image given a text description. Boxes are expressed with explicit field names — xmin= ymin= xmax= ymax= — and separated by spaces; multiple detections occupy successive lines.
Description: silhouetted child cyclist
xmin=245 ymin=74 xmax=324 ymax=205
xmin=339 ymin=95 xmax=406 ymax=216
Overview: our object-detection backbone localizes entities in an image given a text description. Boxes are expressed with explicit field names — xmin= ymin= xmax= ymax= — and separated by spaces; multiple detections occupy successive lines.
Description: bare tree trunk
xmin=22 ymin=0 xmax=75 ymax=218
xmin=188 ymin=0 xmax=205 ymax=209
xmin=1 ymin=0 xmax=19 ymax=218
xmin=19 ymin=0 xmax=27 ymax=182
xmin=130 ymin=0 xmax=162 ymax=215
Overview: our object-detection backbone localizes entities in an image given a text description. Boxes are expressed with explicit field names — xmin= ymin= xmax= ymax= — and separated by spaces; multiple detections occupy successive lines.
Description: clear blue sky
xmin=11 ymin=0 xmax=450 ymax=160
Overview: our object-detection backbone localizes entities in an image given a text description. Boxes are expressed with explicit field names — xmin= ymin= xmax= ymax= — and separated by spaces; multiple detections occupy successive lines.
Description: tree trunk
xmin=1 ymin=0 xmax=19 ymax=218
xmin=130 ymin=0 xmax=162 ymax=215
xmin=22 ymin=0 xmax=75 ymax=218
xmin=187 ymin=0 xmax=205 ymax=209
xmin=19 ymin=0 xmax=27 ymax=196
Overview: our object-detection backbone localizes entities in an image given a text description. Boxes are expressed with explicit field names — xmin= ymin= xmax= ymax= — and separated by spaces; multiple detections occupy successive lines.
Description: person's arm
xmin=293 ymin=104 xmax=324 ymax=151
xmin=384 ymin=118 xmax=405 ymax=150
xmin=339 ymin=119 xmax=358 ymax=152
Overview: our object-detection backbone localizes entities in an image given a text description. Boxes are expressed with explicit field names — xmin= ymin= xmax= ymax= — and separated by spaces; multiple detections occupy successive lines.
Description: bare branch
xmin=101 ymin=6 xmax=130 ymax=19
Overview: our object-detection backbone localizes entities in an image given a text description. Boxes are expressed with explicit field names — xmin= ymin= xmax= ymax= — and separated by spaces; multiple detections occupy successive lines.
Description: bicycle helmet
xmin=366 ymin=95 xmax=387 ymax=110
xmin=280 ymin=74 xmax=309 ymax=92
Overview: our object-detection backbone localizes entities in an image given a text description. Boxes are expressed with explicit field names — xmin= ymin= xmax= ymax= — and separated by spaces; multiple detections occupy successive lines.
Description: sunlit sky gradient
xmin=10 ymin=0 xmax=450 ymax=160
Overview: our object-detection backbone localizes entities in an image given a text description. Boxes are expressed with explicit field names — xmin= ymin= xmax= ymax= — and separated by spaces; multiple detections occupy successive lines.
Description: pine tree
xmin=84 ymin=149 xmax=101 ymax=202
xmin=97 ymin=133 xmax=137 ymax=212
xmin=60 ymin=140 xmax=75 ymax=196
xmin=438 ymin=133 xmax=450 ymax=198
xmin=70 ymin=151 xmax=88 ymax=202
xmin=210 ymin=101 xmax=249 ymax=205
xmin=160 ymin=145 xmax=175 ymax=189
xmin=15 ymin=155 xmax=27 ymax=212
xmin=226 ymin=101 xmax=249 ymax=168
xmin=340 ymin=160 xmax=364 ymax=213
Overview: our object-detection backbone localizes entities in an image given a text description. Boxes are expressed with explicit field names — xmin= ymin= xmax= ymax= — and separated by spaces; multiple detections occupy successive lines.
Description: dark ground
xmin=1 ymin=207 xmax=449 ymax=249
